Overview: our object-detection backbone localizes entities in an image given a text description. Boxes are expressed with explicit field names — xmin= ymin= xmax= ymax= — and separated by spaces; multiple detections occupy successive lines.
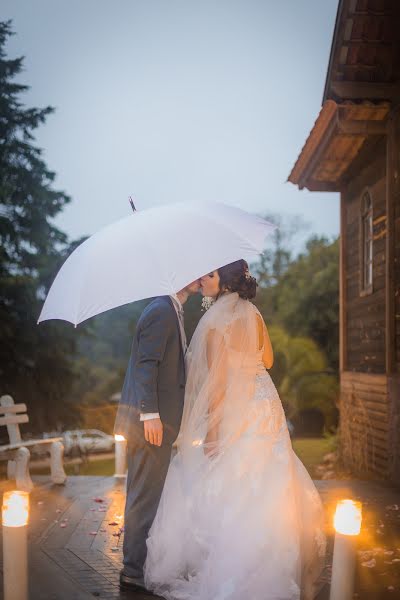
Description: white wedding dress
xmin=145 ymin=293 xmax=326 ymax=600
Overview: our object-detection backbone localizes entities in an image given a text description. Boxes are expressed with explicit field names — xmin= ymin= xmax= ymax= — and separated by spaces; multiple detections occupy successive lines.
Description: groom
xmin=115 ymin=280 xmax=200 ymax=594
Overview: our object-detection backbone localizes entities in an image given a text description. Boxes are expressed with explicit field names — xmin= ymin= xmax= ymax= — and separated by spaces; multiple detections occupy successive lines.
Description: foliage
xmin=80 ymin=403 xmax=118 ymax=435
xmin=0 ymin=21 xmax=79 ymax=431
xmin=268 ymin=325 xmax=338 ymax=431
xmin=275 ymin=236 xmax=339 ymax=370
xmin=253 ymin=222 xmax=339 ymax=433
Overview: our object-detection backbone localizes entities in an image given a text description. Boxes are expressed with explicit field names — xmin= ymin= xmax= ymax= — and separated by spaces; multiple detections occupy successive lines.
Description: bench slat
xmin=0 ymin=437 xmax=63 ymax=453
xmin=0 ymin=414 xmax=29 ymax=426
xmin=0 ymin=403 xmax=27 ymax=415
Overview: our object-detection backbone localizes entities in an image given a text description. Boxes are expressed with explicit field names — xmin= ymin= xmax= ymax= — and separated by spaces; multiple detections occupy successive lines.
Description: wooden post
xmin=386 ymin=105 xmax=400 ymax=483
xmin=340 ymin=194 xmax=347 ymax=373
xmin=385 ymin=111 xmax=396 ymax=375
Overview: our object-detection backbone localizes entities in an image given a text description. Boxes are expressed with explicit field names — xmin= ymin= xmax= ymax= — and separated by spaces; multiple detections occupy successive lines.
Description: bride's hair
xmin=217 ymin=259 xmax=257 ymax=300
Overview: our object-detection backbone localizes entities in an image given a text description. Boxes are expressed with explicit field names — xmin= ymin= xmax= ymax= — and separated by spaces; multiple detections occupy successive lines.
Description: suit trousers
xmin=122 ymin=441 xmax=172 ymax=581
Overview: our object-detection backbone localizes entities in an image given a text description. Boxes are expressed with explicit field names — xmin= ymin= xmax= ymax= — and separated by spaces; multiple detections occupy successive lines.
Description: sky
xmin=2 ymin=0 xmax=340 ymax=252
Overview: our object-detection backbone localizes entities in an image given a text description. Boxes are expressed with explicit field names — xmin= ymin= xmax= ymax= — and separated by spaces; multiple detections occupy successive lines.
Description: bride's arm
xmin=257 ymin=314 xmax=274 ymax=369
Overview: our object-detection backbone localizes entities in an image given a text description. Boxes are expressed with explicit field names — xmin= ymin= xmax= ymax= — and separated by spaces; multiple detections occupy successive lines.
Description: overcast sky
xmin=2 ymin=0 xmax=339 ymax=250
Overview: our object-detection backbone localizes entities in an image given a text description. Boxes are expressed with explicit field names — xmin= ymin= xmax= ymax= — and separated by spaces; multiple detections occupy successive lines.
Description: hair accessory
xmin=201 ymin=296 xmax=215 ymax=312
xmin=244 ymin=269 xmax=251 ymax=280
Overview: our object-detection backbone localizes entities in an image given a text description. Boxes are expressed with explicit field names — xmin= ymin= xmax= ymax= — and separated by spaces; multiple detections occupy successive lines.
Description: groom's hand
xmin=144 ymin=418 xmax=163 ymax=446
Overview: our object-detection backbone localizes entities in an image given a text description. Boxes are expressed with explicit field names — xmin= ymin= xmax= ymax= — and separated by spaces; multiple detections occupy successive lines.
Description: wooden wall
xmin=387 ymin=106 xmax=400 ymax=482
xmin=340 ymin=371 xmax=389 ymax=477
xmin=339 ymin=108 xmax=400 ymax=483
xmin=343 ymin=140 xmax=387 ymax=373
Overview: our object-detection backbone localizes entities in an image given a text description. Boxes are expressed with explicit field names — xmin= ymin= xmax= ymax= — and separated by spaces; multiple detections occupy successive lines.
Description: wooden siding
xmin=388 ymin=375 xmax=400 ymax=482
xmin=340 ymin=371 xmax=389 ymax=478
xmin=343 ymin=146 xmax=387 ymax=373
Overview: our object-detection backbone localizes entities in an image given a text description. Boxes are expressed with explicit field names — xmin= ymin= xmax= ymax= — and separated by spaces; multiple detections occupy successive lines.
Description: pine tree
xmin=0 ymin=21 xmax=79 ymax=432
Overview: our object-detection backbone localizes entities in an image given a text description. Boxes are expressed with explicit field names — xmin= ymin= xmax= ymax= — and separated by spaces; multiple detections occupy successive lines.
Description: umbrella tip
xmin=129 ymin=196 xmax=137 ymax=213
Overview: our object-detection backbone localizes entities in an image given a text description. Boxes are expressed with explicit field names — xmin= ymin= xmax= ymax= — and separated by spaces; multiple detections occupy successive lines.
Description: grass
xmin=63 ymin=458 xmax=115 ymax=476
xmin=292 ymin=436 xmax=335 ymax=477
xmin=1 ymin=437 xmax=334 ymax=480
xmin=63 ymin=438 xmax=333 ymax=478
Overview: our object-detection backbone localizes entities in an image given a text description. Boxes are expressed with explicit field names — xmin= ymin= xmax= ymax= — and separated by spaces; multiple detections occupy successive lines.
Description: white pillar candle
xmin=114 ymin=434 xmax=127 ymax=478
xmin=330 ymin=499 xmax=362 ymax=600
xmin=2 ymin=490 xmax=29 ymax=600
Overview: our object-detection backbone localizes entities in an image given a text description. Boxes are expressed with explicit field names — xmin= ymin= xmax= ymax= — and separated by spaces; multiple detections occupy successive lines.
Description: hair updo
xmin=217 ymin=259 xmax=257 ymax=300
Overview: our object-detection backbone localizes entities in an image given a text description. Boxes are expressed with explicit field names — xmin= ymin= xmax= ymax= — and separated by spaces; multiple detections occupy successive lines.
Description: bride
xmin=145 ymin=260 xmax=326 ymax=600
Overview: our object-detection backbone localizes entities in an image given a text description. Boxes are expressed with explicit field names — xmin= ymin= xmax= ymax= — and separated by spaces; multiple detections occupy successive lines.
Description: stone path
xmin=0 ymin=476 xmax=399 ymax=599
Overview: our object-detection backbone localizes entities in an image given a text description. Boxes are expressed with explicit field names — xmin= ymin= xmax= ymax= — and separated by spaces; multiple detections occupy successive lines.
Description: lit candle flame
xmin=2 ymin=490 xmax=30 ymax=527
xmin=115 ymin=434 xmax=125 ymax=442
xmin=333 ymin=499 xmax=362 ymax=536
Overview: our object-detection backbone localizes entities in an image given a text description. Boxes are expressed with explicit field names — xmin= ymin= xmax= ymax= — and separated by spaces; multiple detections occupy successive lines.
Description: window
xmin=361 ymin=190 xmax=373 ymax=293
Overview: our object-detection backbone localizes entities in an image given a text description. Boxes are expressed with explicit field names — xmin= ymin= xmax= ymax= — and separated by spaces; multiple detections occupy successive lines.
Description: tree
xmin=0 ymin=21 xmax=78 ymax=432
xmin=275 ymin=237 xmax=339 ymax=370
xmin=253 ymin=213 xmax=308 ymax=321
xmin=253 ymin=213 xmax=308 ymax=288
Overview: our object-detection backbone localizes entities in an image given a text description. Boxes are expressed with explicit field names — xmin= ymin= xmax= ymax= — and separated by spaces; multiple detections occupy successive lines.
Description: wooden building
xmin=288 ymin=0 xmax=400 ymax=483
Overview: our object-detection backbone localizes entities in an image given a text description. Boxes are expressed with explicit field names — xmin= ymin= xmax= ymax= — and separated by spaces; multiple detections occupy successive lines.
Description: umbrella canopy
xmin=38 ymin=202 xmax=275 ymax=326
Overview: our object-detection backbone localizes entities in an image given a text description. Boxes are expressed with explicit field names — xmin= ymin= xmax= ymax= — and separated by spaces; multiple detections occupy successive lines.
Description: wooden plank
xmin=341 ymin=373 xmax=387 ymax=386
xmin=346 ymin=424 xmax=389 ymax=449
xmin=0 ymin=414 xmax=29 ymax=426
xmin=346 ymin=339 xmax=386 ymax=352
xmin=341 ymin=371 xmax=388 ymax=387
xmin=0 ymin=438 xmax=63 ymax=453
xmin=346 ymin=11 xmax=395 ymax=18
xmin=346 ymin=422 xmax=388 ymax=448
xmin=348 ymin=287 xmax=385 ymax=307
xmin=341 ymin=390 xmax=388 ymax=406
xmin=347 ymin=323 xmax=385 ymax=335
xmin=346 ymin=359 xmax=386 ymax=373
xmin=341 ymin=40 xmax=393 ymax=47
xmin=331 ymin=81 xmax=400 ymax=100
xmin=0 ymin=403 xmax=27 ymax=415
xmin=345 ymin=145 xmax=386 ymax=201
xmin=366 ymin=445 xmax=389 ymax=462
xmin=297 ymin=109 xmax=339 ymax=189
xmin=346 ymin=420 xmax=389 ymax=440
xmin=347 ymin=317 xmax=385 ymax=329
xmin=338 ymin=119 xmax=388 ymax=136
xmin=341 ymin=389 xmax=388 ymax=405
xmin=351 ymin=408 xmax=388 ymax=426
xmin=361 ymin=398 xmax=389 ymax=413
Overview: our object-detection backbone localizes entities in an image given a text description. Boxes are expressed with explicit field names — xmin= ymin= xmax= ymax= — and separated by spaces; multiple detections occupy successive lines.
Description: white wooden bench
xmin=0 ymin=395 xmax=67 ymax=492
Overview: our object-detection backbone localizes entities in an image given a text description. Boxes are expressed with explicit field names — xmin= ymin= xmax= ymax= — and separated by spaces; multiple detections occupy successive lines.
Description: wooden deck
xmin=0 ymin=476 xmax=399 ymax=599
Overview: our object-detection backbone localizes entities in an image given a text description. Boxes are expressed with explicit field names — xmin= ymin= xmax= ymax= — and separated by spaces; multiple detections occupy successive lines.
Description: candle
xmin=330 ymin=499 xmax=362 ymax=600
xmin=2 ymin=491 xmax=30 ymax=600
xmin=114 ymin=434 xmax=127 ymax=478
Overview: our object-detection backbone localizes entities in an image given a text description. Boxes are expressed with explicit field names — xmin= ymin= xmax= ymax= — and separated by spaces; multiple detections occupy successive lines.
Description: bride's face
xmin=200 ymin=271 xmax=221 ymax=298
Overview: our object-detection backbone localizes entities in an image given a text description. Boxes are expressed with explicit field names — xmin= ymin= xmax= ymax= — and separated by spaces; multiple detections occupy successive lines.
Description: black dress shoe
xmin=119 ymin=572 xmax=155 ymax=595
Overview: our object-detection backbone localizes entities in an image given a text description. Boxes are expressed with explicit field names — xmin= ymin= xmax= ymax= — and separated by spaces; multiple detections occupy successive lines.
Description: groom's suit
xmin=115 ymin=295 xmax=186 ymax=583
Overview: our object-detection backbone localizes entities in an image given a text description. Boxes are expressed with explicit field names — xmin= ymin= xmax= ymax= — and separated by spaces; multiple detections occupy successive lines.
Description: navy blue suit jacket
xmin=115 ymin=296 xmax=186 ymax=446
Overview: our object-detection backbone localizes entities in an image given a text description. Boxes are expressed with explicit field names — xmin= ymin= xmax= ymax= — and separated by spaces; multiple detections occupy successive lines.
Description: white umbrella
xmin=38 ymin=201 xmax=275 ymax=326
